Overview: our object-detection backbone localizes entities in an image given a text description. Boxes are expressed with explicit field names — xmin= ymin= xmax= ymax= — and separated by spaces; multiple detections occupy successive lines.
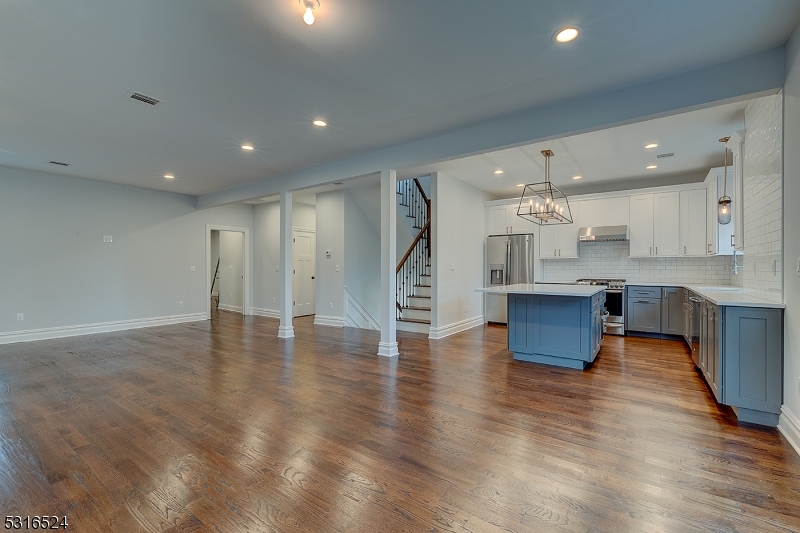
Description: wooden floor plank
xmin=0 ymin=309 xmax=798 ymax=532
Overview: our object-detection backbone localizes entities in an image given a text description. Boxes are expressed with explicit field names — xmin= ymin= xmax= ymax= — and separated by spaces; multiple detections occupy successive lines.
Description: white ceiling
xmin=401 ymin=101 xmax=748 ymax=199
xmin=0 ymin=1 xmax=798 ymax=196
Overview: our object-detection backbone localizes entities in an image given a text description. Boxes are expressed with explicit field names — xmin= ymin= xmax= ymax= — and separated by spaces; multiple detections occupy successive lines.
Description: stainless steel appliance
xmin=578 ymin=225 xmax=628 ymax=242
xmin=576 ymin=278 xmax=625 ymax=335
xmin=684 ymin=292 xmax=702 ymax=366
xmin=485 ymin=234 xmax=535 ymax=324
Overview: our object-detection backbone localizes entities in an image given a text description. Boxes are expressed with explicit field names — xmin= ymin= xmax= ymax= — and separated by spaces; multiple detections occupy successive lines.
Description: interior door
xmin=292 ymin=230 xmax=316 ymax=317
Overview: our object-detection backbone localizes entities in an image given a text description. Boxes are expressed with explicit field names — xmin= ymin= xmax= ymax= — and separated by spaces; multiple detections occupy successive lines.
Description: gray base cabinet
xmin=697 ymin=300 xmax=783 ymax=426
xmin=508 ymin=292 xmax=605 ymax=370
xmin=627 ymin=285 xmax=685 ymax=338
xmin=627 ymin=297 xmax=661 ymax=333
xmin=661 ymin=287 xmax=684 ymax=335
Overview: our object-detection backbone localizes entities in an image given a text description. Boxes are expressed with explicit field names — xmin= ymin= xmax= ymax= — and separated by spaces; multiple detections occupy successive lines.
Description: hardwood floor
xmin=0 ymin=311 xmax=798 ymax=532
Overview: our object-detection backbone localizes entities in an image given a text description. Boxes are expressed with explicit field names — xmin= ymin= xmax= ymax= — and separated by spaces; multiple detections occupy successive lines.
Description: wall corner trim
xmin=313 ymin=315 xmax=345 ymax=328
xmin=0 ymin=313 xmax=207 ymax=345
xmin=778 ymin=406 xmax=800 ymax=458
xmin=251 ymin=308 xmax=280 ymax=319
xmin=428 ymin=315 xmax=484 ymax=340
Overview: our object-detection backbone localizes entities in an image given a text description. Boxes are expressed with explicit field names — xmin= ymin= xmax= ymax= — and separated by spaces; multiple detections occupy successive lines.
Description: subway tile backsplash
xmin=741 ymin=93 xmax=783 ymax=303
xmin=541 ymin=242 xmax=733 ymax=284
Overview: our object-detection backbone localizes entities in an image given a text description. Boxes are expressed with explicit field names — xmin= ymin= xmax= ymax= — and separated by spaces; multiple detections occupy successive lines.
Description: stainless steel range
xmin=576 ymin=278 xmax=626 ymax=335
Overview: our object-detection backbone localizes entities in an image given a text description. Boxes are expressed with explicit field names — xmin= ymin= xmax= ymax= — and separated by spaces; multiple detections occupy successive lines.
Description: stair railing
xmin=396 ymin=178 xmax=431 ymax=319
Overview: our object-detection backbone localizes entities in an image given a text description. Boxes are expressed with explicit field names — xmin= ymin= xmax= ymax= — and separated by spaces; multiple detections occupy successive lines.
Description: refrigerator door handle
xmin=505 ymin=240 xmax=511 ymax=285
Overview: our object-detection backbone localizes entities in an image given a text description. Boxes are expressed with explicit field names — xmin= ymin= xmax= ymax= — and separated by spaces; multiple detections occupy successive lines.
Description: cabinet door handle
xmin=554 ymin=249 xmax=557 ymax=257
xmin=637 ymin=300 xmax=650 ymax=303
xmin=655 ymin=246 xmax=658 ymax=255
xmin=684 ymin=245 xmax=687 ymax=255
xmin=731 ymin=235 xmax=735 ymax=247
xmin=510 ymin=226 xmax=513 ymax=233
xmin=559 ymin=249 xmax=561 ymax=256
xmin=708 ymin=243 xmax=712 ymax=255
xmin=650 ymin=246 xmax=652 ymax=255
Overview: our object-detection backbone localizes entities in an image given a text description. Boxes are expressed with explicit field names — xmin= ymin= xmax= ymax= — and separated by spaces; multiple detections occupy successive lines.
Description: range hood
xmin=578 ymin=225 xmax=628 ymax=242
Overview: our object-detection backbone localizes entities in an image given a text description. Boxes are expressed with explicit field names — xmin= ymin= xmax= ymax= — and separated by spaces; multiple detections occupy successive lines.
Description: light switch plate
xmin=178 ymin=301 xmax=183 ymax=308
xmin=191 ymin=266 xmax=195 ymax=272
xmin=16 ymin=313 xmax=23 ymax=321
xmin=103 ymin=235 xmax=112 ymax=243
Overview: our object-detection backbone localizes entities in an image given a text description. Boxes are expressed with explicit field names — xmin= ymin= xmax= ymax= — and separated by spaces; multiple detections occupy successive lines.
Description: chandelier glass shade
xmin=718 ymin=137 xmax=732 ymax=225
xmin=516 ymin=150 xmax=573 ymax=225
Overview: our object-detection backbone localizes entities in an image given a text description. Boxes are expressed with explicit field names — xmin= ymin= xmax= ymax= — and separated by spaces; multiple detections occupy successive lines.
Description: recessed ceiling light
xmin=646 ymin=165 xmax=657 ymax=170
xmin=242 ymin=144 xmax=254 ymax=151
xmin=494 ymin=170 xmax=504 ymax=175
xmin=312 ymin=119 xmax=328 ymax=127
xmin=573 ymin=176 xmax=582 ymax=180
xmin=554 ymin=27 xmax=580 ymax=43
xmin=164 ymin=174 xmax=175 ymax=179
xmin=645 ymin=143 xmax=658 ymax=149
xmin=517 ymin=183 xmax=524 ymax=187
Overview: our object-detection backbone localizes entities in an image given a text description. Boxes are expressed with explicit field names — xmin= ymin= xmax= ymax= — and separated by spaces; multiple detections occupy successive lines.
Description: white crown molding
xmin=0 ymin=313 xmax=207 ymax=345
xmin=250 ymin=308 xmax=280 ymax=319
xmin=778 ymin=406 xmax=800 ymax=458
xmin=314 ymin=315 xmax=345 ymax=328
xmin=428 ymin=315 xmax=484 ymax=340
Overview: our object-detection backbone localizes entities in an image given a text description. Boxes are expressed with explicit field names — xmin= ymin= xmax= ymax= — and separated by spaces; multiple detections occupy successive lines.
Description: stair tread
xmin=403 ymin=306 xmax=431 ymax=311
xmin=414 ymin=284 xmax=431 ymax=288
xmin=408 ymin=295 xmax=431 ymax=299
xmin=398 ymin=318 xmax=431 ymax=324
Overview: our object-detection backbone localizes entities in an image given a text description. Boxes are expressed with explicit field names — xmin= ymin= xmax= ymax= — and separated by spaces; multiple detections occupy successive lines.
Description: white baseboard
xmin=250 ymin=307 xmax=280 ymax=319
xmin=314 ymin=315 xmax=345 ymax=327
xmin=377 ymin=341 xmax=399 ymax=357
xmin=277 ymin=325 xmax=295 ymax=339
xmin=0 ymin=313 xmax=207 ymax=345
xmin=218 ymin=304 xmax=243 ymax=313
xmin=428 ymin=315 xmax=484 ymax=340
xmin=779 ymin=406 xmax=800 ymax=458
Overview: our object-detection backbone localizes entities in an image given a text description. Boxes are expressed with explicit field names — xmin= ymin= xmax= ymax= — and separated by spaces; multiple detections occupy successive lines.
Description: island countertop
xmin=476 ymin=283 xmax=605 ymax=297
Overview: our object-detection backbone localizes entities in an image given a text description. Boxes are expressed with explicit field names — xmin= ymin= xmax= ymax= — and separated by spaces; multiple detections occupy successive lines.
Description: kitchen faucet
xmin=732 ymin=252 xmax=743 ymax=275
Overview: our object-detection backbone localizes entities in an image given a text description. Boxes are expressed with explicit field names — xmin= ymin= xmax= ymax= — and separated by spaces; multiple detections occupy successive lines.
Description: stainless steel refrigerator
xmin=485 ymin=234 xmax=535 ymax=324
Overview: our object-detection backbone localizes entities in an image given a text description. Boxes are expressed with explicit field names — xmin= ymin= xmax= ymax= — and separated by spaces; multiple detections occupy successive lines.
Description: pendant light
xmin=516 ymin=150 xmax=573 ymax=225
xmin=718 ymin=137 xmax=732 ymax=225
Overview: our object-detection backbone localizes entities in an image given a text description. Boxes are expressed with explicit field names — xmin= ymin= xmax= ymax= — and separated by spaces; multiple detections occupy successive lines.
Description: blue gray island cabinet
xmin=477 ymin=284 xmax=606 ymax=369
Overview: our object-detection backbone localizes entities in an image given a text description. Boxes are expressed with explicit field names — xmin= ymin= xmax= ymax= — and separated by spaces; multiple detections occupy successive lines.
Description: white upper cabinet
xmin=629 ymin=194 xmax=654 ymax=257
xmin=486 ymin=205 xmax=511 ymax=235
xmin=575 ymin=196 xmax=630 ymax=228
xmin=486 ymin=203 xmax=535 ymax=235
xmin=539 ymin=201 xmax=580 ymax=259
xmin=653 ymin=192 xmax=680 ymax=256
xmin=680 ymin=189 xmax=707 ymax=256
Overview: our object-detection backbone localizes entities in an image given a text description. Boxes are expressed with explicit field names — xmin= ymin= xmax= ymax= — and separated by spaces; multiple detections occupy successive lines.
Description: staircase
xmin=396 ymin=178 xmax=431 ymax=333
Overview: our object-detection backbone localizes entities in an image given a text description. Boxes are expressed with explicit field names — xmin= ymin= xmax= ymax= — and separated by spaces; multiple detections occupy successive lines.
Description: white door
xmin=292 ymin=230 xmax=316 ymax=317
xmin=629 ymin=194 xmax=654 ymax=257
xmin=680 ymin=189 xmax=707 ymax=257
xmin=486 ymin=205 xmax=509 ymax=235
xmin=654 ymin=192 xmax=680 ymax=256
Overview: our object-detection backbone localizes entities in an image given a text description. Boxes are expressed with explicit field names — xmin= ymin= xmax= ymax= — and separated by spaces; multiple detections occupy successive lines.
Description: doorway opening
xmin=206 ymin=225 xmax=250 ymax=320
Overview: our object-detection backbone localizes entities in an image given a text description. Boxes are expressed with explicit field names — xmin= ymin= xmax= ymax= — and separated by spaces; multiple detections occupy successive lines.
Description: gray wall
xmin=782 ymin=21 xmax=800 ymax=432
xmin=315 ymin=191 xmax=345 ymax=319
xmin=344 ymin=188 xmax=381 ymax=324
xmin=0 ymin=166 xmax=253 ymax=337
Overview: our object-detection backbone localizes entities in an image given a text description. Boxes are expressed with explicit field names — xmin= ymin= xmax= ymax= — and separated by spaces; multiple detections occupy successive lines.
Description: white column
xmin=278 ymin=190 xmax=294 ymax=339
xmin=378 ymin=169 xmax=399 ymax=357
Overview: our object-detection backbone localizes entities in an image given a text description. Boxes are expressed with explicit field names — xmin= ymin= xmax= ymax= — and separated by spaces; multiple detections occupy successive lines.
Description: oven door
xmin=603 ymin=289 xmax=625 ymax=336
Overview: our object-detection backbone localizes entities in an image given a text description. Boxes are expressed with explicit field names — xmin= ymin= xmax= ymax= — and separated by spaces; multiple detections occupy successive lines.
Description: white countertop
xmin=476 ymin=283 xmax=605 ymax=297
xmin=618 ymin=282 xmax=783 ymax=309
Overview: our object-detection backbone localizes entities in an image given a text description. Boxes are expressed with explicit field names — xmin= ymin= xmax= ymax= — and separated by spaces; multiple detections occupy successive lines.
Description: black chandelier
xmin=516 ymin=149 xmax=573 ymax=225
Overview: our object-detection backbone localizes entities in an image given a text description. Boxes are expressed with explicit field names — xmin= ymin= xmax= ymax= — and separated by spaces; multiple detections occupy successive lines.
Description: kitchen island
xmin=477 ymin=284 xmax=606 ymax=369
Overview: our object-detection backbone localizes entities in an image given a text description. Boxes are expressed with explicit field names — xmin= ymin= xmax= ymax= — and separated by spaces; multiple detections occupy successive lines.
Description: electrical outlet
xmin=178 ymin=301 xmax=184 ymax=308
xmin=273 ymin=297 xmax=276 ymax=304
xmin=336 ymin=265 xmax=340 ymax=272
xmin=330 ymin=303 xmax=333 ymax=310
xmin=230 ymin=293 xmax=233 ymax=299
xmin=16 ymin=313 xmax=23 ymax=321
xmin=275 ymin=266 xmax=279 ymax=272
xmin=451 ymin=263 xmax=455 ymax=271
xmin=191 ymin=266 xmax=195 ymax=272
xmin=103 ymin=235 xmax=112 ymax=243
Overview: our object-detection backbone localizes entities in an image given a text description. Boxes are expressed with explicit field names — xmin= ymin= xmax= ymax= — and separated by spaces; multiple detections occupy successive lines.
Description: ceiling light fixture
xmin=516 ymin=150 xmax=573 ymax=226
xmin=312 ymin=119 xmax=328 ymax=127
xmin=164 ymin=174 xmax=175 ymax=179
xmin=242 ymin=144 xmax=254 ymax=151
xmin=300 ymin=0 xmax=319 ymax=25
xmin=646 ymin=165 xmax=657 ymax=170
xmin=573 ymin=176 xmax=582 ymax=180
xmin=517 ymin=183 xmax=524 ymax=187
xmin=645 ymin=143 xmax=658 ymax=149
xmin=718 ymin=137 xmax=732 ymax=225
xmin=494 ymin=170 xmax=504 ymax=175
xmin=554 ymin=27 xmax=580 ymax=43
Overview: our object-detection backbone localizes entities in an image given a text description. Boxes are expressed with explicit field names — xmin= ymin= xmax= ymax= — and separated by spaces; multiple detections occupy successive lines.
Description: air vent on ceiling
xmin=49 ymin=161 xmax=70 ymax=166
xmin=126 ymin=91 xmax=162 ymax=106
xmin=656 ymin=152 xmax=675 ymax=159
